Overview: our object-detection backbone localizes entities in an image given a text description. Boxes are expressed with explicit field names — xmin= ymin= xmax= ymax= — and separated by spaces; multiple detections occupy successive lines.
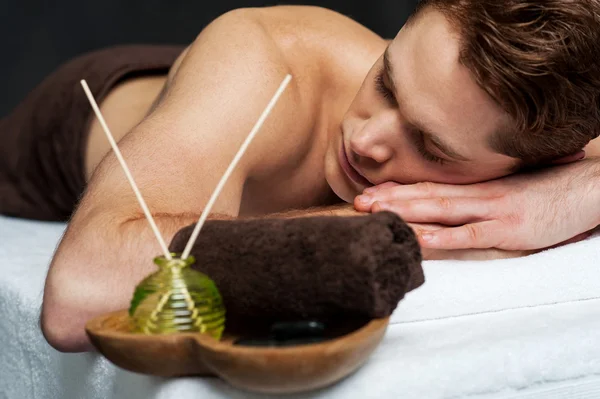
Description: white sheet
xmin=1 ymin=214 xmax=599 ymax=399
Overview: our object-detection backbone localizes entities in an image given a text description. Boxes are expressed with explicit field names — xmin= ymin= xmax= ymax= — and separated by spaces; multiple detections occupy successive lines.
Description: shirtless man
xmin=33 ymin=1 xmax=600 ymax=352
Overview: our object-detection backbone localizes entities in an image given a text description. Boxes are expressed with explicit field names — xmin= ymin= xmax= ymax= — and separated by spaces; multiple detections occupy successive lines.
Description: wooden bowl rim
xmin=86 ymin=310 xmax=390 ymax=355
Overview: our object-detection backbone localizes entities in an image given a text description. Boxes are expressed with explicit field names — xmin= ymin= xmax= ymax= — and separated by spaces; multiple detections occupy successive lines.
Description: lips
xmin=339 ymin=142 xmax=372 ymax=187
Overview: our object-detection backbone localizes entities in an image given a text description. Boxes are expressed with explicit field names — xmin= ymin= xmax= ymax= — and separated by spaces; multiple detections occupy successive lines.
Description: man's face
xmin=325 ymin=8 xmax=519 ymax=203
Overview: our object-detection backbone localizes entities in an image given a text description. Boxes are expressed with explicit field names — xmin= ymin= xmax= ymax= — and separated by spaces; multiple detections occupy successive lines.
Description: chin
xmin=323 ymin=137 xmax=358 ymax=203
xmin=327 ymin=180 xmax=356 ymax=204
xmin=324 ymin=172 xmax=356 ymax=204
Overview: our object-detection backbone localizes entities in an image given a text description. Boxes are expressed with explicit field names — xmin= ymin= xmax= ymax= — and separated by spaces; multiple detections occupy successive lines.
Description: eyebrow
xmin=383 ymin=46 xmax=470 ymax=162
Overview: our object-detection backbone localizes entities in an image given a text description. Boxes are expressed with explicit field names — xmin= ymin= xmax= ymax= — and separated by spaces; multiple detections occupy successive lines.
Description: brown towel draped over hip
xmin=0 ymin=45 xmax=185 ymax=222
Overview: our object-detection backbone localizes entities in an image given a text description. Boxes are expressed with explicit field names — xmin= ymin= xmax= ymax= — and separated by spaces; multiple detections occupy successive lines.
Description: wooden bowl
xmin=86 ymin=310 xmax=390 ymax=394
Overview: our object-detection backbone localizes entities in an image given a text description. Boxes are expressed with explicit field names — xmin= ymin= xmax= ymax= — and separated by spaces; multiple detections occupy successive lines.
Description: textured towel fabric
xmin=0 ymin=45 xmax=184 ymax=222
xmin=168 ymin=212 xmax=424 ymax=329
xmin=2 ymin=215 xmax=600 ymax=399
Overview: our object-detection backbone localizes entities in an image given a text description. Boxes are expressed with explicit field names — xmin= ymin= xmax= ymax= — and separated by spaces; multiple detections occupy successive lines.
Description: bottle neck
xmin=153 ymin=254 xmax=196 ymax=270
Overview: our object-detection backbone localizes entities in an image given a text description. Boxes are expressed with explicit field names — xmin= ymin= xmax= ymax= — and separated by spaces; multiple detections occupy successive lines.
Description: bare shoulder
xmin=191 ymin=6 xmax=385 ymax=81
xmin=167 ymin=6 xmax=383 ymax=111
xmin=250 ymin=6 xmax=386 ymax=67
xmin=251 ymin=5 xmax=383 ymax=40
xmin=79 ymin=6 xmax=386 ymax=221
xmin=80 ymin=8 xmax=320 ymax=220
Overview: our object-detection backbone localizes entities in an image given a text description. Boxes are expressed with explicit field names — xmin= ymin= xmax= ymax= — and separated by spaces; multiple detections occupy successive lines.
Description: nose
xmin=349 ymin=119 xmax=393 ymax=164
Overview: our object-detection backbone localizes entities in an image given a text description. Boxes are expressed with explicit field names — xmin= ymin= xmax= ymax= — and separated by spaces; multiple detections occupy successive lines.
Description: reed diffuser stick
xmin=80 ymin=80 xmax=172 ymax=260
xmin=181 ymin=74 xmax=292 ymax=259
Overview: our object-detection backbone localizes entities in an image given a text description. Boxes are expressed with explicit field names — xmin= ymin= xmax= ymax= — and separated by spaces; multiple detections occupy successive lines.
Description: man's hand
xmin=354 ymin=158 xmax=600 ymax=251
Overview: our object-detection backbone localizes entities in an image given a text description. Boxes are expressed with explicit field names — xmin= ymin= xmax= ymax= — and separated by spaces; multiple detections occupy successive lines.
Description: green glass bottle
xmin=129 ymin=254 xmax=225 ymax=339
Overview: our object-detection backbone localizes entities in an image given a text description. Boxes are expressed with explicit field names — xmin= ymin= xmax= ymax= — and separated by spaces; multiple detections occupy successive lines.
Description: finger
xmin=363 ymin=181 xmax=400 ymax=194
xmin=406 ymin=222 xmax=446 ymax=239
xmin=371 ymin=197 xmax=492 ymax=225
xmin=359 ymin=181 xmax=490 ymax=207
xmin=354 ymin=195 xmax=369 ymax=211
xmin=416 ymin=221 xmax=503 ymax=250
xmin=407 ymin=222 xmax=446 ymax=232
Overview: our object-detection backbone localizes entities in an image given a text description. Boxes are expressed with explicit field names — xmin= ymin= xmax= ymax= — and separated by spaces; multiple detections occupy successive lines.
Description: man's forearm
xmin=41 ymin=203 xmax=362 ymax=352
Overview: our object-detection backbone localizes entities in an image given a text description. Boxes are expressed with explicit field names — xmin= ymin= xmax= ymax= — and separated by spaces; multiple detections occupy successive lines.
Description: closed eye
xmin=414 ymin=130 xmax=447 ymax=165
xmin=374 ymin=69 xmax=396 ymax=104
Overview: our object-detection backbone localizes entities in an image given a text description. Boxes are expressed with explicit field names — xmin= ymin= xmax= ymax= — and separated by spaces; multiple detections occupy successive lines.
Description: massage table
xmin=1 ymin=214 xmax=599 ymax=398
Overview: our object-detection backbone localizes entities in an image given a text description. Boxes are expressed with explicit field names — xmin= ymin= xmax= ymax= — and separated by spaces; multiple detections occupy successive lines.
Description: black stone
xmin=270 ymin=320 xmax=326 ymax=340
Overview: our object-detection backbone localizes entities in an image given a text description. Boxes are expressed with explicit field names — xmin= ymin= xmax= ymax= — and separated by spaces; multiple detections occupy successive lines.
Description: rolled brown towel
xmin=168 ymin=211 xmax=424 ymax=329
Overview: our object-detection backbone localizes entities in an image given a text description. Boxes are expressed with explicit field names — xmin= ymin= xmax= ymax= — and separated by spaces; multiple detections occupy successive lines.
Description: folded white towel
xmin=392 ymin=232 xmax=600 ymax=324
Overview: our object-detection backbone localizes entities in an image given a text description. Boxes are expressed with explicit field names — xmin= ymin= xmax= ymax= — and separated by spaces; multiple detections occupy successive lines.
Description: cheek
xmin=462 ymin=164 xmax=512 ymax=182
xmin=377 ymin=147 xmax=433 ymax=185
xmin=378 ymin=142 xmax=461 ymax=184
xmin=384 ymin=165 xmax=463 ymax=186
xmin=432 ymin=163 xmax=511 ymax=185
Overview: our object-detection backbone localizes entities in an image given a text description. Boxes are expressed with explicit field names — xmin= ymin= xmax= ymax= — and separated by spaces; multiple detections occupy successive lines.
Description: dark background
xmin=0 ymin=0 xmax=419 ymax=118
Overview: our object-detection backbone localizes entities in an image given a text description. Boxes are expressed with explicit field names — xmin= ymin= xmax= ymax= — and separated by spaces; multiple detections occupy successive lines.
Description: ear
xmin=551 ymin=150 xmax=586 ymax=165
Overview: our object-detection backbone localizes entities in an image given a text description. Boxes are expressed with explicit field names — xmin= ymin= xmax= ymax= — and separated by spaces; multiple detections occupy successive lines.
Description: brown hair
xmin=412 ymin=0 xmax=600 ymax=165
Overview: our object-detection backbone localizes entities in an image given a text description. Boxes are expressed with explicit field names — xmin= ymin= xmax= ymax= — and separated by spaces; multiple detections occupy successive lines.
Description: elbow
xmin=41 ymin=291 xmax=96 ymax=353
xmin=41 ymin=257 xmax=98 ymax=353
